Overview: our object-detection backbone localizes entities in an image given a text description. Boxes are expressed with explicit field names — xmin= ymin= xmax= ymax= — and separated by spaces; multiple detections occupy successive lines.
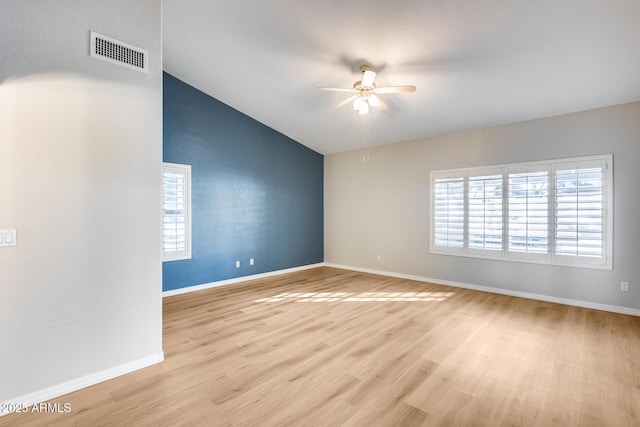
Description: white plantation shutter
xmin=468 ymin=172 xmax=503 ymax=252
xmin=163 ymin=173 xmax=186 ymax=251
xmin=433 ymin=175 xmax=465 ymax=250
xmin=162 ymin=163 xmax=191 ymax=261
xmin=508 ymin=168 xmax=549 ymax=256
xmin=554 ymin=159 xmax=608 ymax=263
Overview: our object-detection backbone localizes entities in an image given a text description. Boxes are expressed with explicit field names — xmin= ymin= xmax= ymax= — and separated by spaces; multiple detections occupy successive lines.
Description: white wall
xmin=325 ymin=102 xmax=640 ymax=312
xmin=0 ymin=0 xmax=163 ymax=403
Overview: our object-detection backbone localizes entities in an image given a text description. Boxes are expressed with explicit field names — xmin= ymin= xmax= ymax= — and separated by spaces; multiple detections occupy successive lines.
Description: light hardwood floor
xmin=2 ymin=267 xmax=640 ymax=426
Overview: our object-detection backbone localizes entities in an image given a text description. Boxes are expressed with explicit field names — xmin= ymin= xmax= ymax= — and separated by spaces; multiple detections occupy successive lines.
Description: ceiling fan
xmin=318 ymin=65 xmax=416 ymax=115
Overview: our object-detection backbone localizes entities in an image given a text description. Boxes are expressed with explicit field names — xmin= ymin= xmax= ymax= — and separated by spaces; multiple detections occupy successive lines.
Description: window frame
xmin=162 ymin=162 xmax=192 ymax=262
xmin=430 ymin=154 xmax=612 ymax=270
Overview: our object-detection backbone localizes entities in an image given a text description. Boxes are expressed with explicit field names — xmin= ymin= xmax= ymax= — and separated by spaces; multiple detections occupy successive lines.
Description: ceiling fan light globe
xmin=358 ymin=102 xmax=369 ymax=115
xmin=353 ymin=97 xmax=364 ymax=110
xmin=368 ymin=94 xmax=381 ymax=107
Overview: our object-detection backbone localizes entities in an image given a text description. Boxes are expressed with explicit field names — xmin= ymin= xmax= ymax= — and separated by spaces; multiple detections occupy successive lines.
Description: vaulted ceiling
xmin=163 ymin=0 xmax=640 ymax=155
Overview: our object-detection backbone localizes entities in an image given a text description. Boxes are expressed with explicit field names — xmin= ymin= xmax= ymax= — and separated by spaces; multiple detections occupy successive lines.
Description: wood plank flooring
xmin=2 ymin=267 xmax=640 ymax=426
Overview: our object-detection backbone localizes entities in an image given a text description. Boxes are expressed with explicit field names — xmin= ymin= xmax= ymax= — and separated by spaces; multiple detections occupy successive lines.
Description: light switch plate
xmin=0 ymin=229 xmax=17 ymax=247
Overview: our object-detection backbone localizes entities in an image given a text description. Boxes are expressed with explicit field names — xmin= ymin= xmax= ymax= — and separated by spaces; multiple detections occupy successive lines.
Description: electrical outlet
xmin=376 ymin=255 xmax=382 ymax=261
xmin=621 ymin=281 xmax=629 ymax=292
xmin=235 ymin=260 xmax=240 ymax=268
xmin=0 ymin=229 xmax=17 ymax=247
xmin=250 ymin=258 xmax=254 ymax=266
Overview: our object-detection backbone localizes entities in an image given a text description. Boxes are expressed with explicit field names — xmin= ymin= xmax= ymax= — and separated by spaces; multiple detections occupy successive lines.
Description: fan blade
xmin=374 ymin=85 xmax=416 ymax=94
xmin=335 ymin=94 xmax=359 ymax=108
xmin=317 ymin=87 xmax=355 ymax=92
xmin=361 ymin=70 xmax=376 ymax=87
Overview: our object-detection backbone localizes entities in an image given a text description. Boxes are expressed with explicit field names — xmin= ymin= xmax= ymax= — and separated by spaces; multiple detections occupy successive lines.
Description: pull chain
xmin=362 ymin=114 xmax=371 ymax=162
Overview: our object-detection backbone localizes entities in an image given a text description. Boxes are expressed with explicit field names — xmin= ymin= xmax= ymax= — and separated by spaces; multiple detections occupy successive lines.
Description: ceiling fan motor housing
xmin=353 ymin=81 xmax=376 ymax=91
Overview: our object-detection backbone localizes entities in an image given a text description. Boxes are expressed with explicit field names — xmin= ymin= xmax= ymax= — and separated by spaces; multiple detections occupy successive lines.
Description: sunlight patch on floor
xmin=255 ymin=291 xmax=455 ymax=303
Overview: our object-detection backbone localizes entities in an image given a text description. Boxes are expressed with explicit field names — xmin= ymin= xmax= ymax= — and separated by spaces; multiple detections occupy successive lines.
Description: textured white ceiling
xmin=163 ymin=0 xmax=640 ymax=155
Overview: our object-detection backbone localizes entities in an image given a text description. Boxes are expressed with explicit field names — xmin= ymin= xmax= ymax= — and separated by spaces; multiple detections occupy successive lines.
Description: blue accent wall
xmin=162 ymin=72 xmax=324 ymax=292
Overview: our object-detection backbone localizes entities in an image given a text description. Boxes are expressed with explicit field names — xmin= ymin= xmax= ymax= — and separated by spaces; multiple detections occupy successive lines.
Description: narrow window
xmin=162 ymin=163 xmax=191 ymax=261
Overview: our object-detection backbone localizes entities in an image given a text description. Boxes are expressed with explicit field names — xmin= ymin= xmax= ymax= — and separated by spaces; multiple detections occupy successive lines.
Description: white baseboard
xmin=0 ymin=352 xmax=164 ymax=417
xmin=324 ymin=263 xmax=640 ymax=317
xmin=162 ymin=263 xmax=325 ymax=297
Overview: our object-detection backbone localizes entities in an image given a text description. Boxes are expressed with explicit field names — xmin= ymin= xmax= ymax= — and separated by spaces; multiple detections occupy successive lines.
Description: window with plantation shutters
xmin=468 ymin=173 xmax=503 ymax=252
xmin=433 ymin=175 xmax=465 ymax=250
xmin=507 ymin=169 xmax=549 ymax=256
xmin=554 ymin=159 xmax=607 ymax=261
xmin=430 ymin=155 xmax=612 ymax=269
xmin=162 ymin=163 xmax=191 ymax=261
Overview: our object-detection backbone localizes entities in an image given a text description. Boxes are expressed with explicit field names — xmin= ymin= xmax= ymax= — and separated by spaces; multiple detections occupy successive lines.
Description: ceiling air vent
xmin=90 ymin=31 xmax=148 ymax=73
